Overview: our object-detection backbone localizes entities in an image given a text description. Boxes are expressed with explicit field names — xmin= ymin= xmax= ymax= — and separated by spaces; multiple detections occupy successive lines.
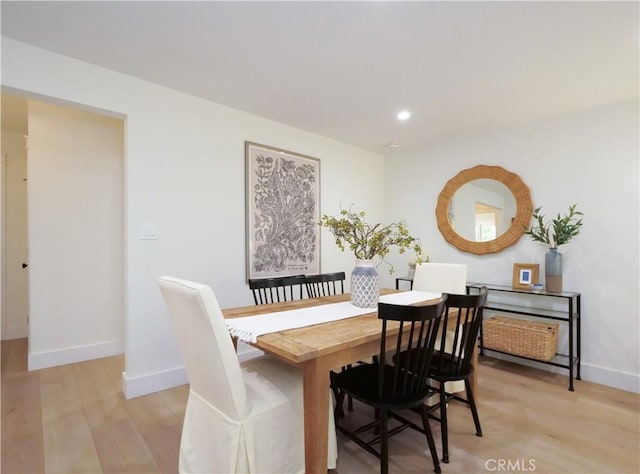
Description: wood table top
xmin=222 ymin=290 xmax=442 ymax=364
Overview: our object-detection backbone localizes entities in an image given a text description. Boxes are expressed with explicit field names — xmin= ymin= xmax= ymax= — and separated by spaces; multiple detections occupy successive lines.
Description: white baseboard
xmin=28 ymin=339 xmax=124 ymax=370
xmin=580 ymin=363 xmax=639 ymax=394
xmin=1 ymin=324 xmax=28 ymax=340
xmin=122 ymin=366 xmax=188 ymax=399
xmin=484 ymin=352 xmax=639 ymax=393
xmin=122 ymin=346 xmax=263 ymax=399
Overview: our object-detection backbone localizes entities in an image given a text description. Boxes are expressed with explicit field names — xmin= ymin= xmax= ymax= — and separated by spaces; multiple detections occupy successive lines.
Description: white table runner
xmin=226 ymin=291 xmax=441 ymax=343
xmin=380 ymin=290 xmax=441 ymax=306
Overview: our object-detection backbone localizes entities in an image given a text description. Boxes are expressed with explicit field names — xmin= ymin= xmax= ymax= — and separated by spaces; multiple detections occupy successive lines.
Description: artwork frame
xmin=512 ymin=263 xmax=539 ymax=290
xmin=245 ymin=141 xmax=321 ymax=281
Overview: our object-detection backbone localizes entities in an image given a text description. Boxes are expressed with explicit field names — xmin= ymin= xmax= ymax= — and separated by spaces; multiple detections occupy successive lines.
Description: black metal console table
xmin=466 ymin=282 xmax=581 ymax=391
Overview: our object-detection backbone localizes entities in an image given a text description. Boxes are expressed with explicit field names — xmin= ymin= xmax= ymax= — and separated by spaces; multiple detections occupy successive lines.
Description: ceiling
xmin=2 ymin=1 xmax=638 ymax=153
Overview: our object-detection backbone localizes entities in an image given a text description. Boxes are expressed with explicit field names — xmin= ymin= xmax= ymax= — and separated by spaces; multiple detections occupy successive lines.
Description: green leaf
xmin=525 ymin=203 xmax=583 ymax=248
xmin=319 ymin=205 xmax=423 ymax=273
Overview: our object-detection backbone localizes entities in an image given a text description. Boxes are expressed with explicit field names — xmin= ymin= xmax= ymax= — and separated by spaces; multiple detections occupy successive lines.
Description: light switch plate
xmin=141 ymin=222 xmax=159 ymax=240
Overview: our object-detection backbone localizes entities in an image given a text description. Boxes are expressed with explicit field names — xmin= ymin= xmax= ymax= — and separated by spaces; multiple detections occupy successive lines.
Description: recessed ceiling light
xmin=397 ymin=110 xmax=411 ymax=121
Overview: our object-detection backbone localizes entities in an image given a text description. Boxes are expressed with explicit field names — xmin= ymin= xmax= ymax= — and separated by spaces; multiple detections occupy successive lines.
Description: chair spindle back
xmin=248 ymin=275 xmax=306 ymax=304
xmin=433 ymin=288 xmax=488 ymax=380
xmin=305 ymin=272 xmax=346 ymax=298
xmin=377 ymin=297 xmax=447 ymax=404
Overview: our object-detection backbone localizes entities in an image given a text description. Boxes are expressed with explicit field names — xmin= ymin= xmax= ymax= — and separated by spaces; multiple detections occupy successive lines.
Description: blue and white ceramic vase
xmin=545 ymin=248 xmax=563 ymax=293
xmin=351 ymin=259 xmax=379 ymax=308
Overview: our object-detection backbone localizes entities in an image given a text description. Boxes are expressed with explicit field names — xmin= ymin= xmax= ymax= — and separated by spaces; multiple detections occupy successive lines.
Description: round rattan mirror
xmin=436 ymin=165 xmax=532 ymax=255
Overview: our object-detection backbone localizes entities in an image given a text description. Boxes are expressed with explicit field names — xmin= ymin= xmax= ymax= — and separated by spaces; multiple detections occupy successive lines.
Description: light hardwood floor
xmin=2 ymin=338 xmax=638 ymax=474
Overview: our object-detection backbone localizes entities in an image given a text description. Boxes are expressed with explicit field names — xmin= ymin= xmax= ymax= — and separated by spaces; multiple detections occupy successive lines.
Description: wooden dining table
xmin=222 ymin=290 xmax=478 ymax=474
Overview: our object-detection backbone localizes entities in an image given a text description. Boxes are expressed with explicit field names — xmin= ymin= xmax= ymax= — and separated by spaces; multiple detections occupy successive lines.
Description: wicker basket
xmin=483 ymin=316 xmax=558 ymax=361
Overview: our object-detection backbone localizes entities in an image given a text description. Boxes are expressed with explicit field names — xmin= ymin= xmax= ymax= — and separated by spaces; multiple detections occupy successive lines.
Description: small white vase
xmin=351 ymin=259 xmax=379 ymax=308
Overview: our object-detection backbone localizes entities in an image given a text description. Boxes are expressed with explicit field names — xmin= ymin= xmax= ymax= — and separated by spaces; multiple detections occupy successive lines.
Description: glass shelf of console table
xmin=466 ymin=282 xmax=581 ymax=391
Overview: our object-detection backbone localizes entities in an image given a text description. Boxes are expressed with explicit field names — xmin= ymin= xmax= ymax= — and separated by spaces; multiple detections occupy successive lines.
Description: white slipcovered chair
xmin=412 ymin=262 xmax=468 ymax=394
xmin=158 ymin=276 xmax=338 ymax=473
xmin=412 ymin=262 xmax=468 ymax=295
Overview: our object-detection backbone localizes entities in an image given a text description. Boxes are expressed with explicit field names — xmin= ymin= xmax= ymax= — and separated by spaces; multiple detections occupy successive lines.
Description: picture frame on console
xmin=512 ymin=263 xmax=539 ymax=290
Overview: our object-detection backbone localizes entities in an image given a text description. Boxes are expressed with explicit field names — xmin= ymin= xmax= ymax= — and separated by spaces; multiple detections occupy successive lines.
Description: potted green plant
xmin=524 ymin=203 xmax=583 ymax=292
xmin=319 ymin=207 xmax=422 ymax=307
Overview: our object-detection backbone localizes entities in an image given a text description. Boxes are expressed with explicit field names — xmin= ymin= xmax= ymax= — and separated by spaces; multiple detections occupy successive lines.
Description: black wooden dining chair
xmin=394 ymin=287 xmax=488 ymax=463
xmin=331 ymin=298 xmax=447 ymax=474
xmin=248 ymin=275 xmax=306 ymax=305
xmin=305 ymin=272 xmax=346 ymax=298
xmin=425 ymin=287 xmax=488 ymax=463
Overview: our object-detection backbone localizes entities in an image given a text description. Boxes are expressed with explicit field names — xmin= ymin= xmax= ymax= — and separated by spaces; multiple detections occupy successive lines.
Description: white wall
xmin=383 ymin=99 xmax=639 ymax=393
xmin=27 ymin=101 xmax=124 ymax=369
xmin=1 ymin=129 xmax=29 ymax=339
xmin=1 ymin=38 xmax=384 ymax=397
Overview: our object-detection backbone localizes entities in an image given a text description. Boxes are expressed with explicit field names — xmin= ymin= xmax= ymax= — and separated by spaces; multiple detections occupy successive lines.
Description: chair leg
xmin=439 ymin=383 xmax=449 ymax=463
xmin=332 ymin=384 xmax=345 ymax=419
xmin=380 ymin=409 xmax=389 ymax=474
xmin=345 ymin=365 xmax=354 ymax=411
xmin=419 ymin=404 xmax=442 ymax=474
xmin=464 ymin=379 xmax=483 ymax=437
xmin=332 ymin=374 xmax=346 ymax=420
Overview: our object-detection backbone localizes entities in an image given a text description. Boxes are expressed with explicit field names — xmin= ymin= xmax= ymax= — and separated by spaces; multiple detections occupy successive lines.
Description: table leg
xmin=302 ymin=357 xmax=330 ymax=474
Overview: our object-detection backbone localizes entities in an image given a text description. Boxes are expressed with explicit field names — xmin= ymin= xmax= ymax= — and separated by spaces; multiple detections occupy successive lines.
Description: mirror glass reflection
xmin=448 ymin=179 xmax=516 ymax=242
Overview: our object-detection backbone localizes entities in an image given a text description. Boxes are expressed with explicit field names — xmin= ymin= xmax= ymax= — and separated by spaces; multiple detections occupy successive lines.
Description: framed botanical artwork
xmin=512 ymin=263 xmax=539 ymax=290
xmin=245 ymin=141 xmax=321 ymax=281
